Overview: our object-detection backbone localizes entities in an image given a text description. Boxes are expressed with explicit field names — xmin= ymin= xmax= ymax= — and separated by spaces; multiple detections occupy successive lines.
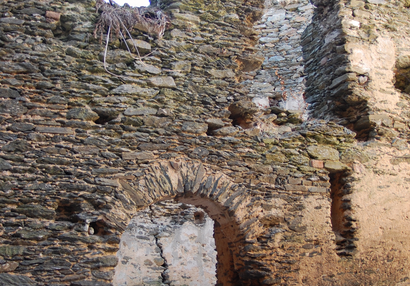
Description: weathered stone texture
xmin=0 ymin=0 xmax=409 ymax=285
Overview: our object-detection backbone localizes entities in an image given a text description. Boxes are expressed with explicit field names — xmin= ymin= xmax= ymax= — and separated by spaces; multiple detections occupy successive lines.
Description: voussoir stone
xmin=307 ymin=145 xmax=339 ymax=160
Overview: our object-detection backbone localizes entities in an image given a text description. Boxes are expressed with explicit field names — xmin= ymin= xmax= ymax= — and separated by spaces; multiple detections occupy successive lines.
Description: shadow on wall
xmin=395 ymin=54 xmax=410 ymax=95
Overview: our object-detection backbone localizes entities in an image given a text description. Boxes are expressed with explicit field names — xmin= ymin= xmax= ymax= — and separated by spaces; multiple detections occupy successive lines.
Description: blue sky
xmin=112 ymin=0 xmax=150 ymax=7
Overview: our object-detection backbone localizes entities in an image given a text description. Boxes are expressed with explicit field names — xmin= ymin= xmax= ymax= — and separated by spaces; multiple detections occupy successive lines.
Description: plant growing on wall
xmin=93 ymin=0 xmax=168 ymax=76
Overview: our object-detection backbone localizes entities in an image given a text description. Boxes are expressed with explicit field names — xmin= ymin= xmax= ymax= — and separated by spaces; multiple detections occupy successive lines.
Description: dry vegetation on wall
xmin=93 ymin=0 xmax=168 ymax=75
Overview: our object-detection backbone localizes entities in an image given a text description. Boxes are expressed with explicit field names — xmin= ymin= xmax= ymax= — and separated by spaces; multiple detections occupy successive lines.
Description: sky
xmin=112 ymin=0 xmax=150 ymax=7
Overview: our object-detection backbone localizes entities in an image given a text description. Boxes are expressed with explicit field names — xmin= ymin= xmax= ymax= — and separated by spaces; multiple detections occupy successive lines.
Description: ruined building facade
xmin=0 ymin=0 xmax=410 ymax=284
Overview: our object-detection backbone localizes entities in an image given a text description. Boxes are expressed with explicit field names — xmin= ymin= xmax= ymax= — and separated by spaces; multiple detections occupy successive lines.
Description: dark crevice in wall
xmin=175 ymin=193 xmax=252 ymax=286
xmin=228 ymin=100 xmax=258 ymax=129
xmin=394 ymin=66 xmax=410 ymax=95
xmin=149 ymin=204 xmax=170 ymax=285
xmin=56 ymin=200 xmax=83 ymax=222
xmin=89 ymin=219 xmax=112 ymax=236
xmin=193 ymin=210 xmax=205 ymax=224
xmin=329 ymin=171 xmax=357 ymax=256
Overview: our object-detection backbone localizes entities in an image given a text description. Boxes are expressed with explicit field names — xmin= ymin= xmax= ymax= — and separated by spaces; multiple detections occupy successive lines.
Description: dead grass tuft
xmin=93 ymin=0 xmax=169 ymax=77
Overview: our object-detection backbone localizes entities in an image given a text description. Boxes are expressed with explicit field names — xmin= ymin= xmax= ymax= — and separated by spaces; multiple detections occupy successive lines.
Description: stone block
xmin=110 ymin=85 xmax=159 ymax=97
xmin=288 ymin=178 xmax=302 ymax=185
xmin=0 ymin=100 xmax=28 ymax=115
xmin=396 ymin=55 xmax=410 ymax=69
xmin=95 ymin=178 xmax=120 ymax=187
xmin=67 ymin=107 xmax=99 ymax=121
xmin=324 ymin=161 xmax=349 ymax=172
xmin=2 ymin=140 xmax=31 ymax=152
xmin=285 ymin=184 xmax=307 ymax=191
xmin=0 ymin=18 xmax=25 ymax=25
xmin=250 ymin=164 xmax=273 ymax=174
xmin=171 ymin=61 xmax=191 ymax=72
xmin=0 ymin=246 xmax=25 ymax=257
xmin=266 ymin=152 xmax=288 ymax=163
xmin=124 ymin=39 xmax=151 ymax=54
xmin=45 ymin=11 xmax=61 ymax=21
xmin=393 ymin=121 xmax=407 ymax=129
xmin=212 ymin=126 xmax=239 ymax=136
xmin=72 ymin=146 xmax=100 ymax=155
xmin=147 ymin=76 xmax=176 ymax=88
xmin=207 ymin=69 xmax=235 ymax=78
xmin=0 ymin=158 xmax=12 ymax=170
xmin=310 ymin=159 xmax=324 ymax=168
xmin=308 ymin=187 xmax=328 ymax=193
xmin=0 ymin=261 xmax=19 ymax=273
xmin=173 ymin=13 xmax=201 ymax=24
xmin=14 ymin=205 xmax=55 ymax=219
xmin=0 ymin=274 xmax=35 ymax=286
xmin=307 ymin=145 xmax=339 ymax=160
xmin=124 ymin=107 xmax=157 ymax=116
xmin=122 ymin=151 xmax=155 ymax=160
xmin=181 ymin=122 xmax=208 ymax=134
xmin=36 ymin=126 xmax=74 ymax=134
xmin=0 ymin=88 xmax=20 ymax=98
xmin=133 ymin=63 xmax=161 ymax=75
xmin=8 ymin=123 xmax=35 ymax=132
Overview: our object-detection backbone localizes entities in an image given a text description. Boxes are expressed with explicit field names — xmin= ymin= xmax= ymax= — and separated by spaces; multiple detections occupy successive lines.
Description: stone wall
xmin=0 ymin=0 xmax=409 ymax=285
xmin=248 ymin=0 xmax=314 ymax=112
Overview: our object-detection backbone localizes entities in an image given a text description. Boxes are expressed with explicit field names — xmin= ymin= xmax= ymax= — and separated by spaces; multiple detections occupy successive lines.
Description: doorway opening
xmin=113 ymin=194 xmax=245 ymax=286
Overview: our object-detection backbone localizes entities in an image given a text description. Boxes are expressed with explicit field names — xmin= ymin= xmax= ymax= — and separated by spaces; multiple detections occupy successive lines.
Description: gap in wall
xmin=329 ymin=171 xmax=357 ymax=256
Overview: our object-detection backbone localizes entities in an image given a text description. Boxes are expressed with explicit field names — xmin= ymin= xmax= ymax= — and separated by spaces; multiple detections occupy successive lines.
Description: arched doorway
xmin=113 ymin=200 xmax=217 ymax=285
xmin=109 ymin=160 xmax=270 ymax=285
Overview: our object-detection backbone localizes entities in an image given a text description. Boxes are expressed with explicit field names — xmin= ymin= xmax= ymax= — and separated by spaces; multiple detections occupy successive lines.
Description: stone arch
xmin=110 ymin=159 xmax=260 ymax=286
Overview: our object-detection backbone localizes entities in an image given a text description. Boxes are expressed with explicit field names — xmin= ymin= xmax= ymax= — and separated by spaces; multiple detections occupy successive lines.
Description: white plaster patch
xmin=252 ymin=96 xmax=270 ymax=110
